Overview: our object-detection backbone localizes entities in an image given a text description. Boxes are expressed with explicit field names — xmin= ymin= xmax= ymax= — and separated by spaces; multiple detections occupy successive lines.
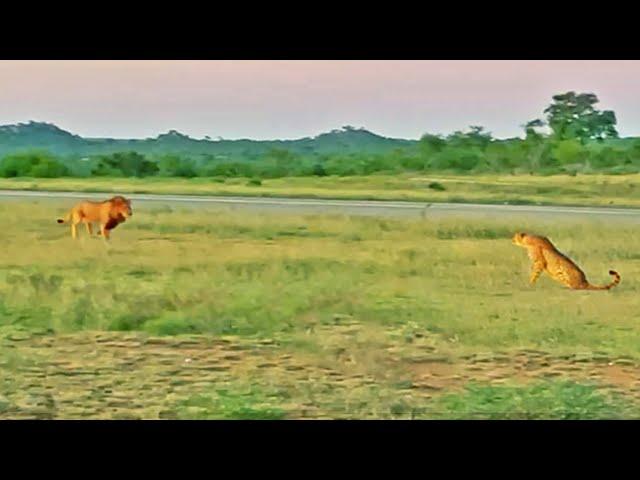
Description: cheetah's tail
xmin=586 ymin=270 xmax=621 ymax=290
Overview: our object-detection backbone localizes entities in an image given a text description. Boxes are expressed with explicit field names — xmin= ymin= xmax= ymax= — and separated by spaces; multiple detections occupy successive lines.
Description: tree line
xmin=2 ymin=91 xmax=638 ymax=179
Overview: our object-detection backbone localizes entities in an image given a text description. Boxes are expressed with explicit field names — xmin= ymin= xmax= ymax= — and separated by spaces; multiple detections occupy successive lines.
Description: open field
xmin=2 ymin=200 xmax=640 ymax=419
xmin=3 ymin=172 xmax=640 ymax=208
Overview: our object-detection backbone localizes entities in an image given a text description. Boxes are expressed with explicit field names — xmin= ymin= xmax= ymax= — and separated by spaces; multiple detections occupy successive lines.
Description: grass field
xmin=3 ymin=172 xmax=640 ymax=208
xmin=1 ymin=199 xmax=640 ymax=419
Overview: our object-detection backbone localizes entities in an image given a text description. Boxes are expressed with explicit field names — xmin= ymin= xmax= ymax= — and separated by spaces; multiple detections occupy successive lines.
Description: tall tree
xmin=542 ymin=91 xmax=618 ymax=143
xmin=523 ymin=119 xmax=545 ymax=140
xmin=447 ymin=125 xmax=493 ymax=148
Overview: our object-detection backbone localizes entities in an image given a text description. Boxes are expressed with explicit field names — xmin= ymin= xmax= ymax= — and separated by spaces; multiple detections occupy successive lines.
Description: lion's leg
xmin=85 ymin=222 xmax=94 ymax=236
xmin=100 ymin=224 xmax=111 ymax=241
xmin=69 ymin=210 xmax=83 ymax=239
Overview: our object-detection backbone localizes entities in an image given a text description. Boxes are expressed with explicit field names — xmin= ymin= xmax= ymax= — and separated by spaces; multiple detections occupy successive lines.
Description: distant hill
xmin=0 ymin=122 xmax=416 ymax=158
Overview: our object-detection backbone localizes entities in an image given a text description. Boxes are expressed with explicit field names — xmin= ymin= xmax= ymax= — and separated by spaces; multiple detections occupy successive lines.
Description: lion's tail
xmin=586 ymin=270 xmax=621 ymax=290
xmin=56 ymin=212 xmax=71 ymax=224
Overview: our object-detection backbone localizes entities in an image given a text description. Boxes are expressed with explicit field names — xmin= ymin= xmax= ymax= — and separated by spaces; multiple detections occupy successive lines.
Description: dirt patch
xmin=0 ymin=331 xmax=379 ymax=419
xmin=2 ymin=328 xmax=640 ymax=419
xmin=401 ymin=351 xmax=640 ymax=400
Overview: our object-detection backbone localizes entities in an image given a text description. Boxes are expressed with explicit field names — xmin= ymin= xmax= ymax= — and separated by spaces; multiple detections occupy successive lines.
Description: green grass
xmin=172 ymin=379 xmax=640 ymax=420
xmin=3 ymin=172 xmax=640 ymax=208
xmin=173 ymin=384 xmax=287 ymax=420
xmin=429 ymin=380 xmax=637 ymax=419
xmin=2 ymin=199 xmax=640 ymax=418
xmin=1 ymin=200 xmax=640 ymax=357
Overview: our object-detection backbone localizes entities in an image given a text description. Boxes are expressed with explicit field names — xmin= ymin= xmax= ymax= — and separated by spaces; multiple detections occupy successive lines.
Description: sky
xmin=1 ymin=60 xmax=639 ymax=140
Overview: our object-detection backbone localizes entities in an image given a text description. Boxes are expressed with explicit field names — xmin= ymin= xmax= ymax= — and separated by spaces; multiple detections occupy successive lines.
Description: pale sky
xmin=1 ymin=60 xmax=639 ymax=140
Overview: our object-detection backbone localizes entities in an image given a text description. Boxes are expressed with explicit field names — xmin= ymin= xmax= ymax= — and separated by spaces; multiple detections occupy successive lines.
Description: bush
xmin=202 ymin=162 xmax=255 ymax=178
xmin=431 ymin=381 xmax=634 ymax=420
xmin=552 ymin=139 xmax=587 ymax=166
xmin=0 ymin=151 xmax=70 ymax=178
xmin=312 ymin=163 xmax=328 ymax=176
xmin=428 ymin=182 xmax=446 ymax=191
xmin=91 ymin=152 xmax=159 ymax=177
xmin=430 ymin=148 xmax=482 ymax=171
xmin=157 ymin=155 xmax=198 ymax=178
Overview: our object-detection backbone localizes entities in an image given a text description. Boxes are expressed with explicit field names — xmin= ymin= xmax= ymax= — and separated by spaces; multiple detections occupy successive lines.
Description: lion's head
xmin=109 ymin=196 xmax=133 ymax=220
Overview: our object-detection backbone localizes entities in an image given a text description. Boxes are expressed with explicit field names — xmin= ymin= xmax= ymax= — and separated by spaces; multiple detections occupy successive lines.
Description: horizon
xmin=5 ymin=120 xmax=640 ymax=143
xmin=0 ymin=120 xmax=419 ymax=142
xmin=1 ymin=61 xmax=640 ymax=140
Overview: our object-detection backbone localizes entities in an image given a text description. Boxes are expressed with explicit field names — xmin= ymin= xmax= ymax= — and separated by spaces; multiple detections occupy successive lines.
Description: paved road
xmin=1 ymin=189 xmax=640 ymax=220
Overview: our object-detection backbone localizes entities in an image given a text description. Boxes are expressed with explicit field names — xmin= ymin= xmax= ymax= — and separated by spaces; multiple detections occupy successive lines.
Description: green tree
xmin=447 ymin=126 xmax=493 ymax=149
xmin=0 ymin=151 xmax=69 ymax=178
xmin=542 ymin=91 xmax=618 ymax=143
xmin=157 ymin=155 xmax=197 ymax=178
xmin=520 ymin=119 xmax=550 ymax=170
xmin=419 ymin=133 xmax=446 ymax=153
xmin=552 ymin=139 xmax=587 ymax=166
xmin=259 ymin=149 xmax=299 ymax=178
xmin=523 ymin=119 xmax=545 ymax=140
xmin=311 ymin=163 xmax=328 ymax=176
xmin=92 ymin=152 xmax=159 ymax=177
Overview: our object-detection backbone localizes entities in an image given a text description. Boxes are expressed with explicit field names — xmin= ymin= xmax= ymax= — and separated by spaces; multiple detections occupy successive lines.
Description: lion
xmin=512 ymin=232 xmax=620 ymax=290
xmin=56 ymin=195 xmax=133 ymax=240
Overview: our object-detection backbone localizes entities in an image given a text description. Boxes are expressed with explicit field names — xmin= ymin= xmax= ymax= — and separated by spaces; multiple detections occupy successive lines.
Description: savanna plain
xmin=1 ymin=198 xmax=640 ymax=419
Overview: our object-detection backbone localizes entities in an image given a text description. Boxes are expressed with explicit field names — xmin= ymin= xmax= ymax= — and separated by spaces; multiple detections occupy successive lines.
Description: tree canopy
xmin=534 ymin=91 xmax=618 ymax=143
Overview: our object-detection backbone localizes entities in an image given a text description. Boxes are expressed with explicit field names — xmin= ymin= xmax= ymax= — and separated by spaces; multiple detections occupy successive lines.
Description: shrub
xmin=0 ymin=151 xmax=70 ymax=178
